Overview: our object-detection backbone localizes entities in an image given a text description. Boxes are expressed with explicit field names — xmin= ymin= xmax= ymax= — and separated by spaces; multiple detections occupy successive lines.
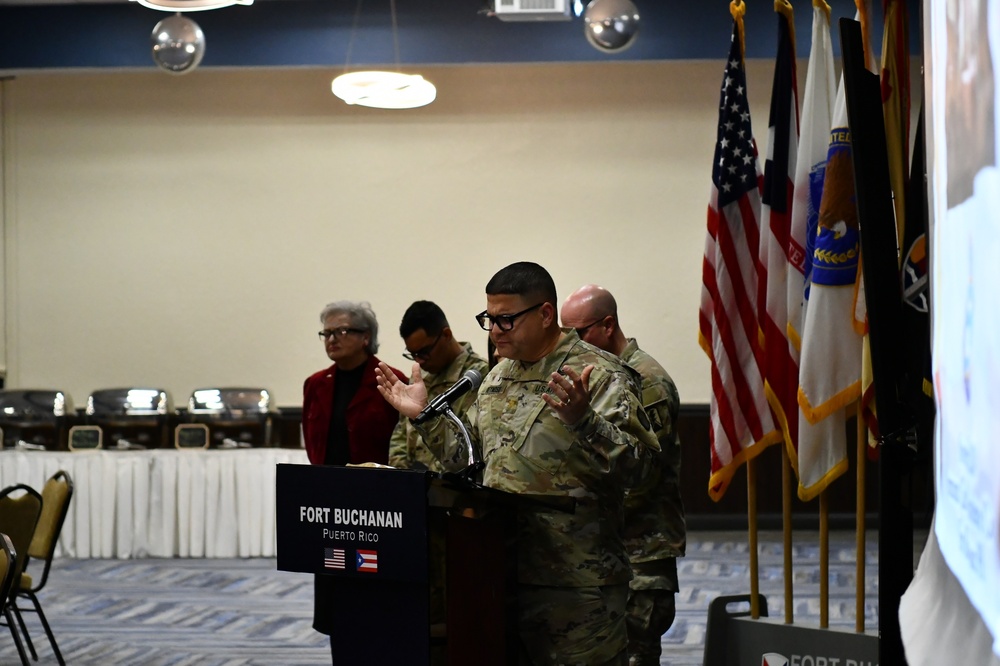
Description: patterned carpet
xmin=0 ymin=529 xmax=921 ymax=665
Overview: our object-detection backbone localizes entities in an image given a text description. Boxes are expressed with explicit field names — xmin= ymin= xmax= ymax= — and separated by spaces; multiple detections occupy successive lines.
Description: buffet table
xmin=0 ymin=448 xmax=309 ymax=558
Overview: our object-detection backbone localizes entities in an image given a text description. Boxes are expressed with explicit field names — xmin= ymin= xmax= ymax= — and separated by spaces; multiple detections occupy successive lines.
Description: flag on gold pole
xmin=861 ymin=0 xmax=911 ymax=451
xmin=698 ymin=0 xmax=782 ymax=500
xmin=795 ymin=1 xmax=874 ymax=501
xmin=759 ymin=0 xmax=800 ymax=464
xmin=787 ymin=0 xmax=839 ymax=496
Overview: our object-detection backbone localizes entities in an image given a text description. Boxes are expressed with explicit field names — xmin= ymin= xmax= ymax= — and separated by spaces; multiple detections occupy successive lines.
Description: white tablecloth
xmin=0 ymin=448 xmax=309 ymax=559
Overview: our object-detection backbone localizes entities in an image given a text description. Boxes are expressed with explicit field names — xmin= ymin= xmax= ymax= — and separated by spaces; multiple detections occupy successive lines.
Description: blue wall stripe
xmin=0 ymin=0 xmax=922 ymax=72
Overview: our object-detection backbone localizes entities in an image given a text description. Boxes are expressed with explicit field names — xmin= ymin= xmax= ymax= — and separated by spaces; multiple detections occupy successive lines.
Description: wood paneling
xmin=677 ymin=404 xmax=934 ymax=529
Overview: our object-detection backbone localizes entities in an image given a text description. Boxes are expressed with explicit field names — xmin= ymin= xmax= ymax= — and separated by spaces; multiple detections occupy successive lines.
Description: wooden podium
xmin=276 ymin=464 xmax=570 ymax=665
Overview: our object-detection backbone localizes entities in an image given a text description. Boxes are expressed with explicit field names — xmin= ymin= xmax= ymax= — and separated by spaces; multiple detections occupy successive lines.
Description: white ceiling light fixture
xmin=131 ymin=0 xmax=252 ymax=13
xmin=330 ymin=0 xmax=437 ymax=110
xmin=331 ymin=71 xmax=436 ymax=109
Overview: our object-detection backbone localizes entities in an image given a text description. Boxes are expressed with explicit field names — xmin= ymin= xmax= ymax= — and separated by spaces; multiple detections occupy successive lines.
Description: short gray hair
xmin=320 ymin=300 xmax=380 ymax=355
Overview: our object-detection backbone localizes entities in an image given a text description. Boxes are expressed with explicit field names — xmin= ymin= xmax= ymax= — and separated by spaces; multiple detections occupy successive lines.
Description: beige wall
xmin=0 ymin=60 xmax=920 ymax=409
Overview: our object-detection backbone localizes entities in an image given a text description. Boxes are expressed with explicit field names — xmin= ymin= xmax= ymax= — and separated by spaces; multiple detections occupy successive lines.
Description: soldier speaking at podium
xmin=376 ymin=262 xmax=659 ymax=666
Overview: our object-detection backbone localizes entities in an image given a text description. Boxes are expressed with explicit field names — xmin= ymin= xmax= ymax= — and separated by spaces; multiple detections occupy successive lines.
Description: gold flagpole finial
xmin=775 ymin=0 xmax=796 ymax=56
xmin=730 ymin=0 xmax=747 ymax=62
xmin=813 ymin=0 xmax=832 ymax=22
xmin=855 ymin=0 xmax=873 ymax=68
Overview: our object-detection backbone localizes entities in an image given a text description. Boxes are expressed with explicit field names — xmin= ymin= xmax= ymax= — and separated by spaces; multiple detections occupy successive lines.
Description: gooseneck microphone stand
xmin=441 ymin=406 xmax=484 ymax=484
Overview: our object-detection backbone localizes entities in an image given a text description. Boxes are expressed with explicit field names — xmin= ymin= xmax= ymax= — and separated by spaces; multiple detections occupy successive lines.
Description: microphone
xmin=412 ymin=369 xmax=483 ymax=425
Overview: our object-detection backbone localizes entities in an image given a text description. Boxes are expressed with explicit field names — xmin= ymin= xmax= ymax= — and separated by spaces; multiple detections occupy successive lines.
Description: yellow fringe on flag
xmin=798 ymin=380 xmax=863 ymax=425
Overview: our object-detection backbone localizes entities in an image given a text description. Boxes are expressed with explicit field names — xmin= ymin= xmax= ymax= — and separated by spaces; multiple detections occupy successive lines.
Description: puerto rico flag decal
xmin=356 ymin=549 xmax=378 ymax=573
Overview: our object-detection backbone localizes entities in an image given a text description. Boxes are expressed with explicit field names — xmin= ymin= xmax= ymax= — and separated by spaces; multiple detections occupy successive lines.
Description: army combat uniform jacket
xmin=621 ymin=341 xmax=685 ymax=595
xmin=388 ymin=342 xmax=489 ymax=473
xmin=465 ymin=330 xmax=660 ymax=588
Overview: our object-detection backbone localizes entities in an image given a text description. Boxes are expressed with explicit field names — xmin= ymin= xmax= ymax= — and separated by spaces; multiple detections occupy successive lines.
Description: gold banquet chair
xmin=0 ymin=485 xmax=43 ymax=666
xmin=1 ymin=532 xmax=31 ymax=664
xmin=11 ymin=471 xmax=72 ymax=665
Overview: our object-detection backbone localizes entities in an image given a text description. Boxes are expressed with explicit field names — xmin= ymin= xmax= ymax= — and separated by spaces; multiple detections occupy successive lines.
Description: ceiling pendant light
xmin=331 ymin=0 xmax=437 ymax=110
xmin=331 ymin=71 xmax=436 ymax=109
xmin=130 ymin=0 xmax=252 ymax=13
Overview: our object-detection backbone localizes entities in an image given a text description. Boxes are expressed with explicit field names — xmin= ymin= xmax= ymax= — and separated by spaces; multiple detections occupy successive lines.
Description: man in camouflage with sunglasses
xmin=389 ymin=300 xmax=489 ymax=474
xmin=376 ymin=261 xmax=659 ymax=666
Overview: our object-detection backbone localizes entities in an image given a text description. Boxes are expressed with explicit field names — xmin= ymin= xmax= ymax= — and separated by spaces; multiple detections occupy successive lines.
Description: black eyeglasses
xmin=318 ymin=327 xmax=366 ymax=341
xmin=573 ymin=319 xmax=603 ymax=337
xmin=475 ymin=303 xmax=544 ymax=332
xmin=402 ymin=332 xmax=443 ymax=361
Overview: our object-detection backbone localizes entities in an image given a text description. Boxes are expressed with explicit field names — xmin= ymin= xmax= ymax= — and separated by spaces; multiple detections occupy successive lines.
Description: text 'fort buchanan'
xmin=300 ymin=506 xmax=404 ymax=529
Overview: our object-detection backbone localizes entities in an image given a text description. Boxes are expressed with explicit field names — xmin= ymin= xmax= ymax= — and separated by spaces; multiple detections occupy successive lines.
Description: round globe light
xmin=151 ymin=15 xmax=206 ymax=75
xmin=583 ymin=0 xmax=640 ymax=54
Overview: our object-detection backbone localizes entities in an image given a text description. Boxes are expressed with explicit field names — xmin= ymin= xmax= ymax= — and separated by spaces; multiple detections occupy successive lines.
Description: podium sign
xmin=276 ymin=463 xmax=541 ymax=665
xmin=276 ymin=464 xmax=428 ymax=581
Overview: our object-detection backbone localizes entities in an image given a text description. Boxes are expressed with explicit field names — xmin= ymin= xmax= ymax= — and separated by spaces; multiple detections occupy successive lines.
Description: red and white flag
xmin=698 ymin=1 xmax=781 ymax=500
xmin=356 ymin=549 xmax=378 ymax=573
xmin=759 ymin=0 xmax=800 ymax=461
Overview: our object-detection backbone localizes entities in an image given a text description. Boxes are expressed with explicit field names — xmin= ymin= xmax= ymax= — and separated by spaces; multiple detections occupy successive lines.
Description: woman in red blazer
xmin=302 ymin=300 xmax=407 ymax=466
xmin=302 ymin=300 xmax=407 ymax=647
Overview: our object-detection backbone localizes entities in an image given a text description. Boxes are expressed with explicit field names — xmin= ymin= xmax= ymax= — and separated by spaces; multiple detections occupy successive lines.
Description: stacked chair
xmin=0 ymin=535 xmax=15 ymax=599
xmin=0 ymin=534 xmax=21 ymax=661
xmin=10 ymin=471 xmax=73 ymax=665
xmin=0 ymin=484 xmax=43 ymax=665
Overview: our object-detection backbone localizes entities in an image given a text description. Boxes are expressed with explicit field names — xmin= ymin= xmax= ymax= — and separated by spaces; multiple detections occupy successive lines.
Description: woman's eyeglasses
xmin=318 ymin=327 xmax=365 ymax=341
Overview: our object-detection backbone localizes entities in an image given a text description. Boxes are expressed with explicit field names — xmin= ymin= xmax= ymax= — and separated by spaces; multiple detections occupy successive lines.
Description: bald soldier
xmin=561 ymin=284 xmax=685 ymax=666
xmin=376 ymin=262 xmax=659 ymax=666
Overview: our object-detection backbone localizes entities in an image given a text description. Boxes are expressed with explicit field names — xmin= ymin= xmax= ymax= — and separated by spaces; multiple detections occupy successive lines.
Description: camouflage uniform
xmin=465 ymin=331 xmax=659 ymax=665
xmin=388 ymin=342 xmax=489 ymax=474
xmin=620 ymin=339 xmax=685 ymax=666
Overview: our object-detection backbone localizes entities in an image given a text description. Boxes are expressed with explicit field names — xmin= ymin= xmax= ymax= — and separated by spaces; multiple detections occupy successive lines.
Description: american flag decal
xmin=324 ymin=548 xmax=345 ymax=570
xmin=356 ymin=549 xmax=378 ymax=573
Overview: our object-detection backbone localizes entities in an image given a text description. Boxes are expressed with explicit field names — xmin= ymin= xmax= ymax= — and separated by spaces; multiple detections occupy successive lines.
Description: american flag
xmin=324 ymin=548 xmax=346 ymax=570
xmin=356 ymin=549 xmax=378 ymax=573
xmin=698 ymin=4 xmax=781 ymax=500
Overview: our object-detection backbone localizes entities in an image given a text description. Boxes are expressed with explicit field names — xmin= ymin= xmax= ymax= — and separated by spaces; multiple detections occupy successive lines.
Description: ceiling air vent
xmin=494 ymin=0 xmax=572 ymax=22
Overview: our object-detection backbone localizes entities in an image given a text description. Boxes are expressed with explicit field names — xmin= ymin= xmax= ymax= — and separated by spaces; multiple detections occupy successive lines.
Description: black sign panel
xmin=276 ymin=464 xmax=428 ymax=582
xmin=728 ymin=617 xmax=878 ymax=666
